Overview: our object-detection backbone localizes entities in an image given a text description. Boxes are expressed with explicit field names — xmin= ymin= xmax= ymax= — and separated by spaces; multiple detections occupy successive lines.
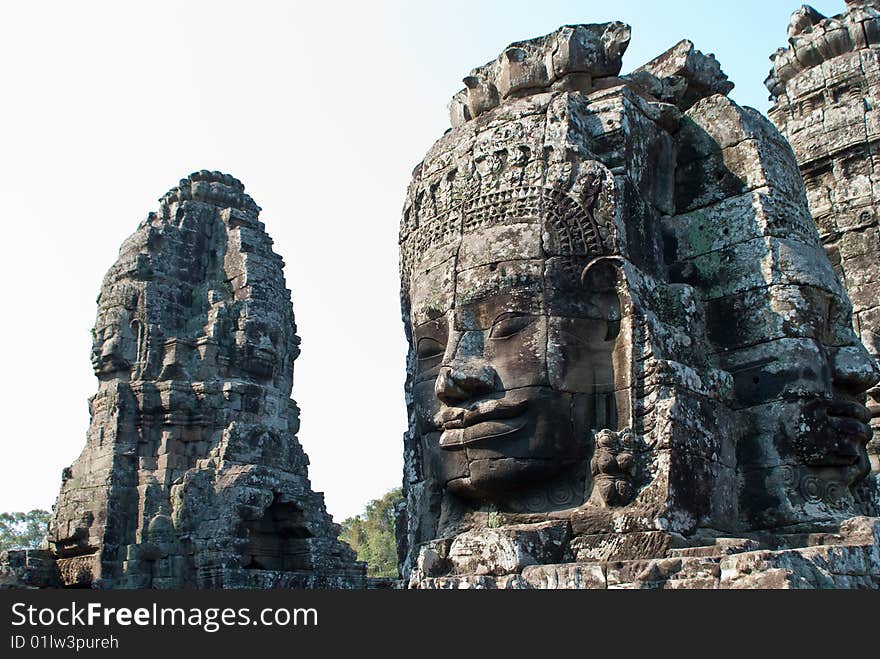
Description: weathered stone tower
xmin=48 ymin=171 xmax=366 ymax=589
xmin=398 ymin=23 xmax=880 ymax=589
xmin=767 ymin=1 xmax=880 ymax=513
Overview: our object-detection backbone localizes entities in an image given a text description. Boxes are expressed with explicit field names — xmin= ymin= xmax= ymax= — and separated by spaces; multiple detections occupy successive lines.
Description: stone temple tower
xmin=48 ymin=171 xmax=366 ymax=589
xmin=767 ymin=0 xmax=880 ymax=512
xmin=398 ymin=21 xmax=880 ymax=589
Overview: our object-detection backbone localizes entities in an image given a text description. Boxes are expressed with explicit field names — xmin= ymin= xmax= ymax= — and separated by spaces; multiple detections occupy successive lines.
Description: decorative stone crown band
xmin=400 ymin=183 xmax=609 ymax=283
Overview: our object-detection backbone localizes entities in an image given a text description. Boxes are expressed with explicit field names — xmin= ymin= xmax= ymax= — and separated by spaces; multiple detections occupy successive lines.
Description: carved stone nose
xmin=435 ymin=364 xmax=496 ymax=404
xmin=832 ymin=345 xmax=880 ymax=395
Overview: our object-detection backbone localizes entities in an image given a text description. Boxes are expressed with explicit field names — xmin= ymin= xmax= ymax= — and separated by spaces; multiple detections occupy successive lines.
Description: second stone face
xmin=768 ymin=0 xmax=880 ymax=516
xmin=399 ymin=21 xmax=880 ymax=588
xmin=49 ymin=170 xmax=366 ymax=589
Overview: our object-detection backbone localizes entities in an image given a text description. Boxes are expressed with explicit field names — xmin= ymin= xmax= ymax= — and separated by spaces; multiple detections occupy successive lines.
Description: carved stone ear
xmin=581 ymin=256 xmax=623 ymax=293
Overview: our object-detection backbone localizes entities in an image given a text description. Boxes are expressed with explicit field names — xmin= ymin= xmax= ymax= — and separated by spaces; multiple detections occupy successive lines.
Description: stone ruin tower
xmin=767 ymin=0 xmax=880 ymax=512
xmin=398 ymin=22 xmax=880 ymax=589
xmin=48 ymin=171 xmax=366 ymax=589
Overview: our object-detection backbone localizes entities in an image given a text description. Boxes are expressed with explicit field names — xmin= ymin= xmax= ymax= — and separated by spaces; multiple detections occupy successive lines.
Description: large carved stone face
xmin=409 ymin=222 xmax=621 ymax=502
xmin=726 ymin=278 xmax=879 ymax=495
xmin=777 ymin=341 xmax=875 ymax=487
xmin=788 ymin=307 xmax=878 ymax=486
xmin=91 ymin=310 xmax=137 ymax=377
xmin=236 ymin=318 xmax=281 ymax=381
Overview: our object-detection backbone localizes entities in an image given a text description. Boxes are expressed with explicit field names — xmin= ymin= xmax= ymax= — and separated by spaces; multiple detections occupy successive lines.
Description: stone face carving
xmin=399 ymin=22 xmax=880 ymax=588
xmin=48 ymin=171 xmax=366 ymax=589
xmin=767 ymin=1 xmax=880 ymax=516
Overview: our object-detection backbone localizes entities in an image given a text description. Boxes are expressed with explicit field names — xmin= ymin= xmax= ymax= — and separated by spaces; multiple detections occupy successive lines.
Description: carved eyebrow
xmin=414 ymin=317 xmax=447 ymax=337
xmin=726 ymin=356 xmax=777 ymax=375
xmin=490 ymin=311 xmax=537 ymax=326
xmin=489 ymin=314 xmax=540 ymax=340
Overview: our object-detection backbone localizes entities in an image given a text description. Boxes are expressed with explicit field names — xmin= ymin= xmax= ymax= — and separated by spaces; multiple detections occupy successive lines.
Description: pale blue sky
xmin=0 ymin=0 xmax=849 ymax=521
xmin=377 ymin=0 xmax=844 ymax=140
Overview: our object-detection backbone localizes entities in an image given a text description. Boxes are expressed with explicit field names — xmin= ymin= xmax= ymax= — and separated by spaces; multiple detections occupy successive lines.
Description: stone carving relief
xmin=399 ymin=22 xmax=880 ymax=589
xmin=47 ymin=171 xmax=366 ymax=589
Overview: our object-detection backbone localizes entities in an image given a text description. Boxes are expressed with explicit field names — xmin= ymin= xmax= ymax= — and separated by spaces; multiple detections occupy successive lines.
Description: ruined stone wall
xmin=767 ymin=0 xmax=880 ymax=513
xmin=48 ymin=171 xmax=366 ymax=589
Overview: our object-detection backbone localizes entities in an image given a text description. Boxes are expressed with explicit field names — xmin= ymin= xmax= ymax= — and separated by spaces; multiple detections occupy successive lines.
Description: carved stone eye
xmin=417 ymin=337 xmax=445 ymax=362
xmin=489 ymin=315 xmax=537 ymax=340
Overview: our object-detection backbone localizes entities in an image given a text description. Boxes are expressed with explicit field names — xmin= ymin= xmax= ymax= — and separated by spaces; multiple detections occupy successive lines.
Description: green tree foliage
xmin=0 ymin=510 xmax=51 ymax=552
xmin=340 ymin=489 xmax=402 ymax=579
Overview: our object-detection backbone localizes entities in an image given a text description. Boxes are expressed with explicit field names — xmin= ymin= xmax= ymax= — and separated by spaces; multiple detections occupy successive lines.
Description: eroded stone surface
xmin=411 ymin=517 xmax=880 ymax=589
xmin=47 ymin=171 xmax=366 ymax=589
xmin=400 ymin=23 xmax=880 ymax=589
xmin=0 ymin=551 xmax=62 ymax=590
xmin=768 ymin=0 xmax=880 ymax=515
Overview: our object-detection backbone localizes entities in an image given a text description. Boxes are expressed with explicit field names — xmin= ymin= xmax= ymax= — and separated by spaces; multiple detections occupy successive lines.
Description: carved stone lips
xmin=827 ymin=397 xmax=873 ymax=442
xmin=436 ymin=399 xmax=529 ymax=449
xmin=435 ymin=399 xmax=529 ymax=431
